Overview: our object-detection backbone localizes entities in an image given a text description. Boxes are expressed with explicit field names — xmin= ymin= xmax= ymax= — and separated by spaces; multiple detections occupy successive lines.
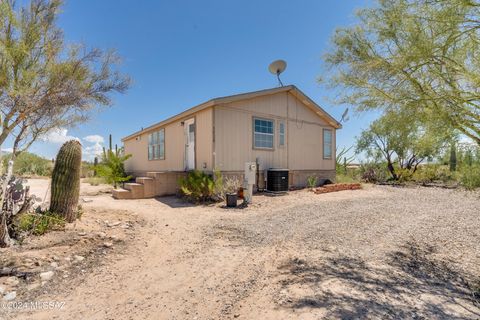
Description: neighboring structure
xmin=114 ymin=85 xmax=341 ymax=199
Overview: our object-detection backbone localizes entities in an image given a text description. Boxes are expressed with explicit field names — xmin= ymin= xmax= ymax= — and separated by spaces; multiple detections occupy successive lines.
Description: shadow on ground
xmin=154 ymin=196 xmax=197 ymax=208
xmin=276 ymin=242 xmax=480 ymax=319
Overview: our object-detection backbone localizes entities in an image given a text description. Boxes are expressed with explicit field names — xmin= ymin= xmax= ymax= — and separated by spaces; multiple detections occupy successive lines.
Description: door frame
xmin=184 ymin=117 xmax=196 ymax=171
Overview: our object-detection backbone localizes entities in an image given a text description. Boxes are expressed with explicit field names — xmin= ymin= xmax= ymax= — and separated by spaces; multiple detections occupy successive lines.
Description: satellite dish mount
xmin=340 ymin=108 xmax=349 ymax=123
xmin=268 ymin=60 xmax=287 ymax=87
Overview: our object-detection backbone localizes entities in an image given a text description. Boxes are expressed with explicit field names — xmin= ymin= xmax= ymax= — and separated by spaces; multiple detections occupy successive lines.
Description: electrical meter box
xmin=244 ymin=162 xmax=257 ymax=185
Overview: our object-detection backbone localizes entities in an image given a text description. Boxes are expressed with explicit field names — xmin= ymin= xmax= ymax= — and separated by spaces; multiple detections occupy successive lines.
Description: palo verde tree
xmin=0 ymin=0 xmax=130 ymax=155
xmin=356 ymin=109 xmax=446 ymax=180
xmin=322 ymin=0 xmax=480 ymax=144
xmin=0 ymin=0 xmax=129 ymax=247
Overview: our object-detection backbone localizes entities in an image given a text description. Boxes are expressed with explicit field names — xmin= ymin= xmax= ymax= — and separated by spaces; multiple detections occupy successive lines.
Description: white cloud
xmin=39 ymin=129 xmax=105 ymax=161
xmin=1 ymin=147 xmax=13 ymax=154
xmin=83 ymin=143 xmax=104 ymax=161
xmin=42 ymin=128 xmax=80 ymax=144
xmin=83 ymin=135 xmax=104 ymax=144
xmin=82 ymin=134 xmax=105 ymax=161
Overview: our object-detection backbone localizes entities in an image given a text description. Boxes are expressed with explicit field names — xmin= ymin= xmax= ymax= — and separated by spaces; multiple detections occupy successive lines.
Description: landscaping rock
xmin=27 ymin=283 xmax=40 ymax=291
xmin=40 ymin=271 xmax=54 ymax=281
xmin=0 ymin=285 xmax=5 ymax=294
xmin=3 ymin=291 xmax=16 ymax=301
xmin=103 ymin=242 xmax=113 ymax=248
xmin=74 ymin=255 xmax=85 ymax=262
xmin=6 ymin=276 xmax=19 ymax=286
xmin=107 ymin=221 xmax=122 ymax=227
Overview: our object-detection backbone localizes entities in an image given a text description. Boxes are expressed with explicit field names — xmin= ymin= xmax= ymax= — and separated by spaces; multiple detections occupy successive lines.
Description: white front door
xmin=184 ymin=118 xmax=195 ymax=170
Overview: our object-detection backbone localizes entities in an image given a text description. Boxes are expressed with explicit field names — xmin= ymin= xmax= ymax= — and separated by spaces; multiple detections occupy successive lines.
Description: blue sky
xmin=10 ymin=0 xmax=379 ymax=161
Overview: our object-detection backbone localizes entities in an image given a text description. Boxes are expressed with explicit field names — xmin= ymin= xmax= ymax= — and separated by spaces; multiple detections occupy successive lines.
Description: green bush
xmin=17 ymin=211 xmax=66 ymax=235
xmin=213 ymin=169 xmax=224 ymax=198
xmin=179 ymin=170 xmax=222 ymax=202
xmin=96 ymin=149 xmax=132 ymax=188
xmin=460 ymin=165 xmax=480 ymax=190
xmin=396 ymin=167 xmax=415 ymax=183
xmin=81 ymin=161 xmax=95 ymax=178
xmin=306 ymin=176 xmax=318 ymax=188
xmin=84 ymin=176 xmax=106 ymax=186
xmin=359 ymin=162 xmax=389 ymax=183
xmin=2 ymin=152 xmax=53 ymax=176
xmin=336 ymin=173 xmax=359 ymax=183
xmin=413 ymin=165 xmax=455 ymax=183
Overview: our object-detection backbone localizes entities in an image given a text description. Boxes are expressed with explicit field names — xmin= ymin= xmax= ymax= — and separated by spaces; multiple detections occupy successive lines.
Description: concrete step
xmin=114 ymin=172 xmax=186 ymax=200
xmin=112 ymin=189 xmax=132 ymax=200
xmin=135 ymin=177 xmax=155 ymax=198
xmin=136 ymin=177 xmax=154 ymax=183
xmin=146 ymin=172 xmax=165 ymax=180
xmin=124 ymin=183 xmax=144 ymax=199
xmin=124 ymin=182 xmax=142 ymax=190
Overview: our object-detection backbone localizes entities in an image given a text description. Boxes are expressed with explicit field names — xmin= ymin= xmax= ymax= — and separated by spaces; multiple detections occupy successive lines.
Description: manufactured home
xmin=114 ymin=85 xmax=341 ymax=199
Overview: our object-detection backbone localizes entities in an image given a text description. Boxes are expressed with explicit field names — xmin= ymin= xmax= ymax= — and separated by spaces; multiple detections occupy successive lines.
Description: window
xmin=323 ymin=129 xmax=332 ymax=159
xmin=148 ymin=128 xmax=165 ymax=160
xmin=253 ymin=118 xmax=274 ymax=149
xmin=279 ymin=121 xmax=285 ymax=147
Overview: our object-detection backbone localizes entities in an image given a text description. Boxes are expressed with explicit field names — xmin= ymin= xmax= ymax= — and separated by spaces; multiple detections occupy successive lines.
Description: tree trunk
xmin=0 ymin=159 xmax=14 ymax=247
xmin=386 ymin=155 xmax=398 ymax=180
xmin=449 ymin=143 xmax=457 ymax=172
xmin=0 ymin=213 xmax=12 ymax=248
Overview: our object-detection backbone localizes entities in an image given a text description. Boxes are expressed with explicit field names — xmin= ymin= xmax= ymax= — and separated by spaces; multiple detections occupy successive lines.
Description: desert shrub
xmin=16 ymin=211 xmax=66 ymax=236
xmin=81 ymin=162 xmax=95 ymax=178
xmin=335 ymin=167 xmax=361 ymax=183
xmin=336 ymin=173 xmax=358 ymax=183
xmin=213 ymin=169 xmax=224 ymax=199
xmin=179 ymin=170 xmax=222 ymax=202
xmin=84 ymin=176 xmax=106 ymax=186
xmin=396 ymin=167 xmax=415 ymax=183
xmin=2 ymin=152 xmax=53 ymax=177
xmin=306 ymin=176 xmax=318 ymax=188
xmin=460 ymin=165 xmax=480 ymax=190
xmin=413 ymin=165 xmax=455 ymax=183
xmin=223 ymin=176 xmax=241 ymax=194
xmin=359 ymin=162 xmax=389 ymax=183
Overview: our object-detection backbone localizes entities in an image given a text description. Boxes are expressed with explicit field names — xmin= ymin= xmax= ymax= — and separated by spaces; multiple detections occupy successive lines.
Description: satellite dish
xmin=268 ymin=60 xmax=287 ymax=86
xmin=340 ymin=108 xmax=349 ymax=123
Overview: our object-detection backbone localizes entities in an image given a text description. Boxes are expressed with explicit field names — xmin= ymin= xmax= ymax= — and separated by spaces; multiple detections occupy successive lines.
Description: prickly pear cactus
xmin=49 ymin=140 xmax=82 ymax=222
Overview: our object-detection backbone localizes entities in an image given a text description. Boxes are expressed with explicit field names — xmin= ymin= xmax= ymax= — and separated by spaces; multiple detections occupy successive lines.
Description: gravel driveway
xmin=11 ymin=182 xmax=480 ymax=320
xmin=206 ymin=185 xmax=480 ymax=319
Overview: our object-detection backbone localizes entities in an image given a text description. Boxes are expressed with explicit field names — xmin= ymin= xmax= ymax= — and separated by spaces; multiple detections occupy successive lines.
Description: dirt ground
xmin=1 ymin=179 xmax=479 ymax=319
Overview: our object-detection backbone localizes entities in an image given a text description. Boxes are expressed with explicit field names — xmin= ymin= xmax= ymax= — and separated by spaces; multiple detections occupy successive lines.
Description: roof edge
xmin=122 ymin=85 xmax=341 ymax=141
xmin=289 ymin=86 xmax=342 ymax=129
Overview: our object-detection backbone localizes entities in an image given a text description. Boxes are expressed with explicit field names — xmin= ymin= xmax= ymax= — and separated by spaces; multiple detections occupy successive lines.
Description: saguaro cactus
xmin=49 ymin=140 xmax=82 ymax=222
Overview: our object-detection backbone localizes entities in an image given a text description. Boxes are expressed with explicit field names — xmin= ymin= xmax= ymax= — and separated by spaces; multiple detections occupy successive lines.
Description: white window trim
xmin=253 ymin=117 xmax=275 ymax=150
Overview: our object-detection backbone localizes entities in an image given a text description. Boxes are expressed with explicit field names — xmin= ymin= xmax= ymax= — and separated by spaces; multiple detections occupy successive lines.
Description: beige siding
xmin=287 ymin=122 xmax=336 ymax=170
xmin=124 ymin=108 xmax=213 ymax=174
xmin=195 ymin=108 xmax=214 ymax=170
xmin=124 ymin=91 xmax=336 ymax=176
xmin=214 ymin=92 xmax=336 ymax=172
